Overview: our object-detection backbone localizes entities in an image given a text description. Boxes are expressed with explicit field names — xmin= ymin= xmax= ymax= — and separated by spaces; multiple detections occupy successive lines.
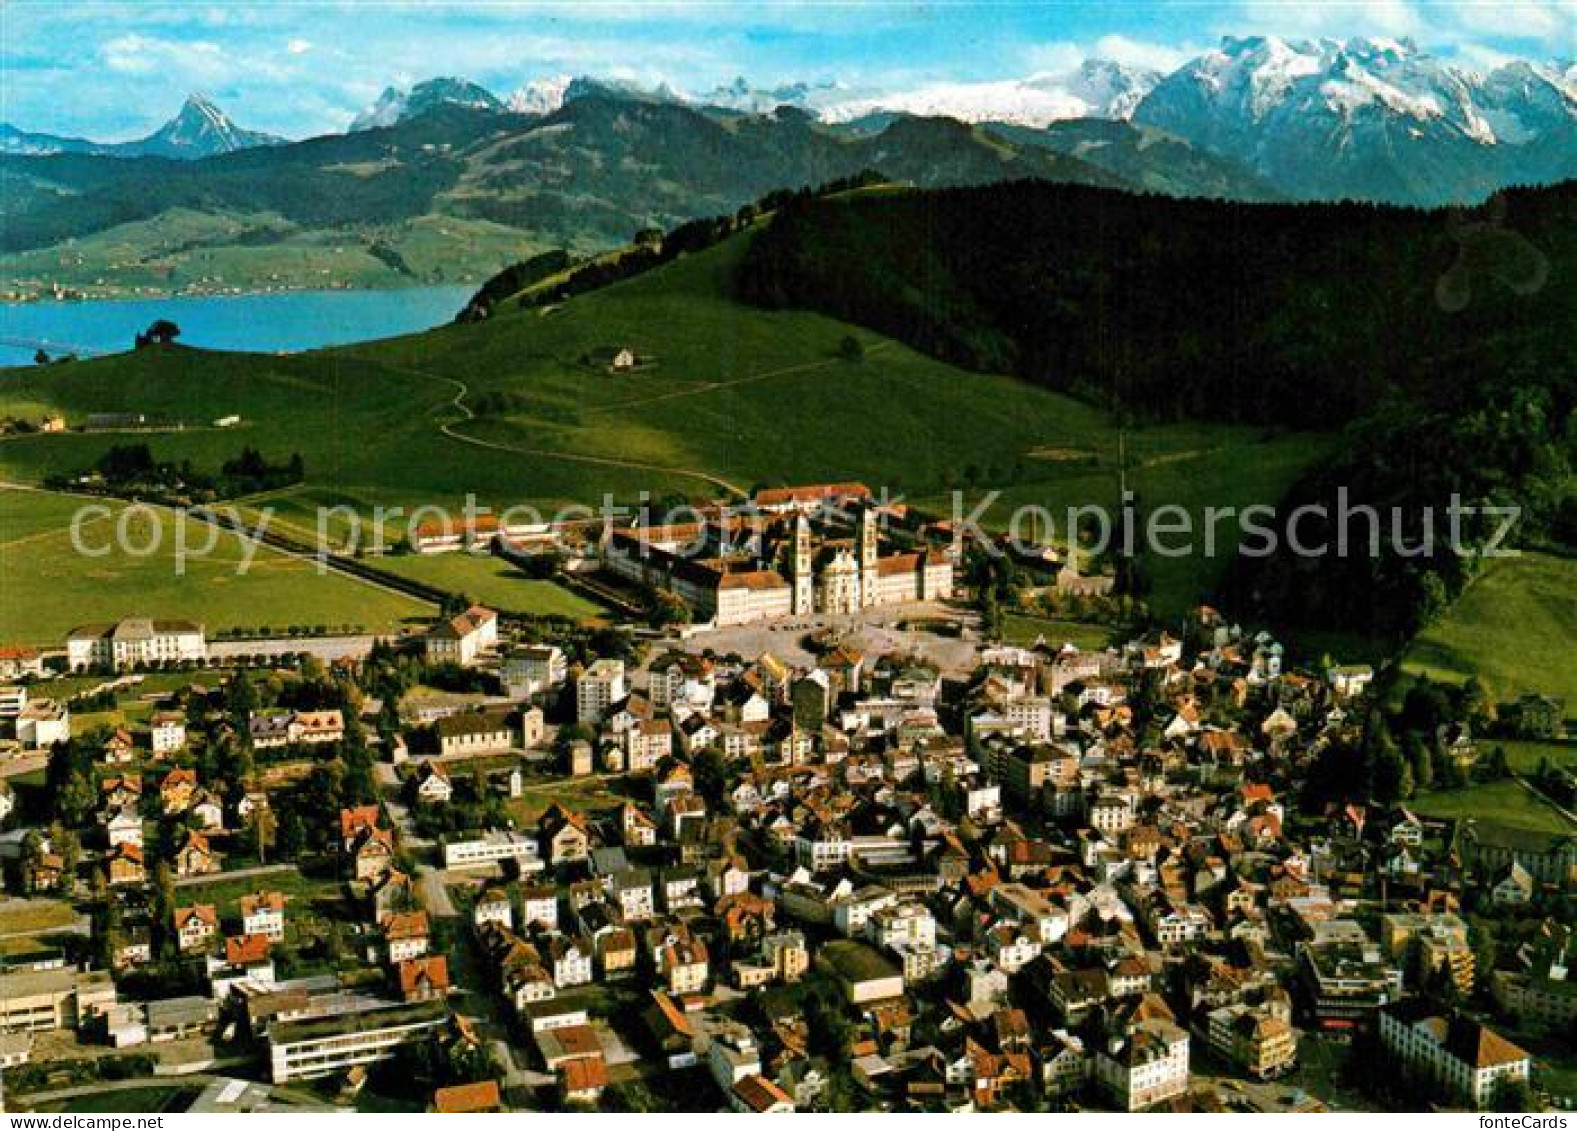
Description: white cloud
xmin=1452 ymin=41 xmax=1518 ymax=71
xmin=102 ymin=35 xmax=227 ymax=77
xmin=287 ymin=38 xmax=313 ymax=55
xmin=1227 ymin=0 xmax=1423 ymax=41
xmin=1019 ymin=41 xmax=1085 ymax=75
xmin=1091 ymin=34 xmax=1198 ymax=74
xmin=1447 ymin=0 xmax=1574 ymax=40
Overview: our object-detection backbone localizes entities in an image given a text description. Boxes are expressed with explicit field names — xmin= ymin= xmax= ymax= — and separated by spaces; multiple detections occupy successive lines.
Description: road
xmin=375 ymin=774 xmax=454 ymax=918
xmin=209 ymin=634 xmax=382 ymax=663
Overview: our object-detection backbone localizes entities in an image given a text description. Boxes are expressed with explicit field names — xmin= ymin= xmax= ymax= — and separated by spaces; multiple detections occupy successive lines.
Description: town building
xmin=65 ymin=619 xmax=206 ymax=670
xmin=1378 ymin=1000 xmax=1530 ymax=1110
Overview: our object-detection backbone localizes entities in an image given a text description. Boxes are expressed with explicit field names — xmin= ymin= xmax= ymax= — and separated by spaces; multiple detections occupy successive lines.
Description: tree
xmin=97 ymin=898 xmax=125 ymax=969
xmin=1371 ymin=739 xmax=1409 ymax=805
xmin=1408 ymin=736 xmax=1435 ymax=792
xmin=134 ymin=319 xmax=181 ymax=348
xmin=49 ymin=824 xmax=81 ymax=896
xmin=1479 ymin=745 xmax=1510 ymax=781
xmin=1401 ymin=676 xmax=1452 ymax=735
xmin=1460 ymin=677 xmax=1496 ymax=731
xmin=226 ymin=670 xmax=259 ymax=728
xmin=1493 ymin=1078 xmax=1536 ymax=1113
xmin=643 ymin=586 xmax=690 ymax=630
xmin=278 ymin=812 xmax=308 ymax=860
xmin=19 ymin=830 xmax=45 ymax=893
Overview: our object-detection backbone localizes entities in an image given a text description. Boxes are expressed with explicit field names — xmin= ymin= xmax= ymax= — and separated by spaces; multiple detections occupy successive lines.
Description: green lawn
xmin=0 ymin=486 xmax=431 ymax=645
xmin=1408 ymin=779 xmax=1574 ymax=835
xmin=1001 ymin=613 xmax=1116 ymax=651
xmin=1404 ymin=552 xmax=1577 ymax=707
xmin=173 ymin=867 xmax=341 ymax=921
xmin=506 ymin=774 xmax=636 ymax=824
xmin=0 ymin=900 xmax=76 ymax=935
xmin=1498 ymin=739 xmax=1576 ymax=775
xmin=371 ymin=552 xmax=606 ymax=620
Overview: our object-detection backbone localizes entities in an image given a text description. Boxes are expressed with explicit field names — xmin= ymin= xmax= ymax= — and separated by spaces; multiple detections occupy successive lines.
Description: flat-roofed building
xmin=442 ymin=831 xmax=544 ymax=871
xmin=0 ymin=966 xmax=113 ymax=1033
xmin=268 ymin=1000 xmax=449 ymax=1082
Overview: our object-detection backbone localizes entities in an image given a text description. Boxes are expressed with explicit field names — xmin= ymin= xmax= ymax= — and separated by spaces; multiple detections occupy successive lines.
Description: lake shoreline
xmin=0 ymin=279 xmax=477 ymax=307
xmin=0 ymin=284 xmax=473 ymax=367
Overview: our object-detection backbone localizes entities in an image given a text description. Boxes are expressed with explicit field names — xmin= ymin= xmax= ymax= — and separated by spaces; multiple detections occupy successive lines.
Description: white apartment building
xmin=504 ymin=645 xmax=567 ymax=696
xmin=442 ymin=832 xmax=545 ymax=872
xmin=577 ymin=658 xmax=626 ymax=724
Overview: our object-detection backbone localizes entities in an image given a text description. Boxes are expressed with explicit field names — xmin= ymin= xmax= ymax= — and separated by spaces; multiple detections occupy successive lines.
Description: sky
xmin=3 ymin=1 xmax=1573 ymax=140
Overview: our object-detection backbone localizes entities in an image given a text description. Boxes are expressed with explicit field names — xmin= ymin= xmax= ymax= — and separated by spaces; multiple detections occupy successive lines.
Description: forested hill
xmin=736 ymin=178 xmax=1576 ymax=428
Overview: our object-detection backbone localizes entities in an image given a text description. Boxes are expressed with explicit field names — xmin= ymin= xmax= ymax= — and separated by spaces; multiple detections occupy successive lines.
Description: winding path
xmin=370 ymin=349 xmax=893 ymax=503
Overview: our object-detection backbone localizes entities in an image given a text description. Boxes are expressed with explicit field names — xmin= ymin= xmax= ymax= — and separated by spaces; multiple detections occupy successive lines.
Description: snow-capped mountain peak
xmin=816 ymin=59 xmax=1160 ymax=127
xmin=508 ymin=74 xmax=573 ymax=116
xmin=350 ymin=76 xmax=503 ymax=130
xmin=695 ymin=76 xmax=851 ymax=115
xmin=1133 ymin=34 xmax=1577 ymax=203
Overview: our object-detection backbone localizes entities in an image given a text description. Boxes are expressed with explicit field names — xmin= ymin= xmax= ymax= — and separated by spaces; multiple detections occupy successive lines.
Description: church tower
xmin=790 ymin=514 xmax=814 ymax=615
xmin=855 ymin=504 xmax=878 ymax=608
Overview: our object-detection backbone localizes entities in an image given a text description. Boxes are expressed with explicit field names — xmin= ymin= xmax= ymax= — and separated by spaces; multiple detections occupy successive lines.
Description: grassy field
xmin=372 ymin=552 xmax=605 ymax=620
xmin=0 ymin=229 xmax=1334 ymax=630
xmin=1408 ymin=779 xmax=1574 ymax=835
xmin=1404 ymin=552 xmax=1577 ymax=707
xmin=1001 ymin=614 xmax=1116 ymax=651
xmin=506 ymin=774 xmax=637 ymax=825
xmin=173 ymin=867 xmax=339 ymax=916
xmin=1498 ymin=739 xmax=1576 ymax=775
xmin=0 ymin=486 xmax=431 ymax=645
xmin=0 ymin=900 xmax=77 ymax=936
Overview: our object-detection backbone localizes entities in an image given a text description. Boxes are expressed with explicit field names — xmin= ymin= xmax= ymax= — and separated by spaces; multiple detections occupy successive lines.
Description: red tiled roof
xmin=561 ymin=1056 xmax=608 ymax=1095
xmin=398 ymin=955 xmax=450 ymax=995
xmin=752 ymin=482 xmax=870 ymax=507
xmin=225 ymin=933 xmax=272 ymax=965
xmin=432 ymin=1081 xmax=501 ymax=1113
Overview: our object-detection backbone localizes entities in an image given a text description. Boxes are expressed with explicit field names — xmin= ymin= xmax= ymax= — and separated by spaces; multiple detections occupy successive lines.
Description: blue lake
xmin=0 ymin=285 xmax=473 ymax=368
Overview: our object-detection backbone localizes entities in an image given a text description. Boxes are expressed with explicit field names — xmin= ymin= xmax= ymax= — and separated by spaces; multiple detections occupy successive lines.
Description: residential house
xmin=241 ymin=892 xmax=287 ymax=942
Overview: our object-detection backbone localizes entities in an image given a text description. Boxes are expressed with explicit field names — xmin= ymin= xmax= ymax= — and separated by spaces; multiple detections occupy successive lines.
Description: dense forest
xmin=737 ymin=179 xmax=1574 ymax=428
xmin=736 ymin=179 xmax=1576 ymax=638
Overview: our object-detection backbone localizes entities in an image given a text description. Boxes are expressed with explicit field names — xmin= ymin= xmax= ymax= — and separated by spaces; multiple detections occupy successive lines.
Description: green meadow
xmin=0 ymin=486 xmax=430 ymax=646
xmin=1403 ymin=552 xmax=1577 ymax=707
xmin=373 ymin=552 xmax=606 ymax=620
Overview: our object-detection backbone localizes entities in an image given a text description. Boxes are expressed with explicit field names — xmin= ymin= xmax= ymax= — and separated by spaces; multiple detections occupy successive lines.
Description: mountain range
xmin=5 ymin=36 xmax=1573 ymax=203
xmin=0 ymin=93 xmax=284 ymax=160
xmin=1 ymin=35 xmax=1573 ymax=296
xmin=1133 ymin=37 xmax=1577 ymax=205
